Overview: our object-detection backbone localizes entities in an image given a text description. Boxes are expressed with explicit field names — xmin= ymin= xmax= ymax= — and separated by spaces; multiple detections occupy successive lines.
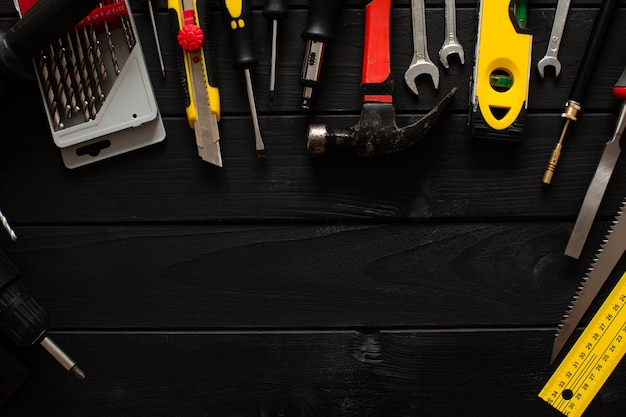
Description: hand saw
xmin=169 ymin=0 xmax=222 ymax=167
xmin=551 ymin=197 xmax=626 ymax=363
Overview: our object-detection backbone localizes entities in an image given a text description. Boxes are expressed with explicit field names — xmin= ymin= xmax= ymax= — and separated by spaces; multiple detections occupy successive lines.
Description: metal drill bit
xmin=0 ymin=210 xmax=17 ymax=241
xmin=146 ymin=0 xmax=165 ymax=77
xmin=65 ymin=32 xmax=91 ymax=122
xmin=81 ymin=26 xmax=105 ymax=104
xmin=39 ymin=337 xmax=85 ymax=380
xmin=73 ymin=29 xmax=97 ymax=119
xmin=88 ymin=25 xmax=108 ymax=83
xmin=38 ymin=52 xmax=63 ymax=130
xmin=55 ymin=38 xmax=79 ymax=115
xmin=48 ymin=45 xmax=72 ymax=119
xmin=102 ymin=19 xmax=121 ymax=76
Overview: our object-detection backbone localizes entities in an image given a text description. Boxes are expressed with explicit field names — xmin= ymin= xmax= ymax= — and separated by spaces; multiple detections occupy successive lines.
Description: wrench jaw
xmin=439 ymin=41 xmax=465 ymax=69
xmin=404 ymin=63 xmax=440 ymax=96
xmin=537 ymin=56 xmax=562 ymax=79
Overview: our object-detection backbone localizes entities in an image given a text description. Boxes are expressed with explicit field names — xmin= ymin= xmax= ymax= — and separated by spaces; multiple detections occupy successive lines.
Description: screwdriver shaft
xmin=244 ymin=69 xmax=265 ymax=157
xmin=147 ymin=0 xmax=166 ymax=77
xmin=269 ymin=19 xmax=278 ymax=104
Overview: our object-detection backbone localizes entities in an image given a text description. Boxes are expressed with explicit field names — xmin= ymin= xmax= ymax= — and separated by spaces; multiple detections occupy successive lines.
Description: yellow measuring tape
xmin=539 ymin=270 xmax=626 ymax=416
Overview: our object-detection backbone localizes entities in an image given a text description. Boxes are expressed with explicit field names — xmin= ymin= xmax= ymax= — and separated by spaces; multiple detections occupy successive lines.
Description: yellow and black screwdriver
xmin=220 ymin=0 xmax=265 ymax=157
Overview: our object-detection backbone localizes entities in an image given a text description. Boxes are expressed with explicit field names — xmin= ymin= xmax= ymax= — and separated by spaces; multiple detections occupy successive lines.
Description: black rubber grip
xmin=221 ymin=0 xmax=257 ymax=69
xmin=263 ymin=0 xmax=288 ymax=20
xmin=569 ymin=0 xmax=617 ymax=103
xmin=301 ymin=0 xmax=343 ymax=42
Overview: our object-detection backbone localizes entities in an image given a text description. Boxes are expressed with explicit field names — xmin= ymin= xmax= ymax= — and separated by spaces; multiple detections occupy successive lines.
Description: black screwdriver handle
xmin=302 ymin=0 xmax=343 ymax=42
xmin=8 ymin=0 xmax=103 ymax=62
xmin=568 ymin=0 xmax=617 ymax=103
xmin=263 ymin=0 xmax=288 ymax=20
xmin=220 ymin=0 xmax=257 ymax=69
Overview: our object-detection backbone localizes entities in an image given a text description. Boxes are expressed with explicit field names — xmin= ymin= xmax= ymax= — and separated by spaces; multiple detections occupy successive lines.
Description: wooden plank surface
xmin=0 ymin=0 xmax=625 ymax=416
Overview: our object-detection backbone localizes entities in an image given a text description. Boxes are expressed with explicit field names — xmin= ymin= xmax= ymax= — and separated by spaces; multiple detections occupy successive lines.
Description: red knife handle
xmin=362 ymin=0 xmax=391 ymax=91
xmin=614 ymin=65 xmax=626 ymax=100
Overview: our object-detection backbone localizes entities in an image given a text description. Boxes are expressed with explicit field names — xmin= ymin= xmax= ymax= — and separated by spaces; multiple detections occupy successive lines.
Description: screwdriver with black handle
xmin=300 ymin=0 xmax=343 ymax=109
xmin=220 ymin=0 xmax=265 ymax=157
xmin=0 ymin=249 xmax=84 ymax=379
xmin=263 ymin=0 xmax=288 ymax=105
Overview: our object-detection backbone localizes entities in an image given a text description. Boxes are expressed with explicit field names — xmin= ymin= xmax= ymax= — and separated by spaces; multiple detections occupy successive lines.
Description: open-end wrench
xmin=537 ymin=0 xmax=571 ymax=78
xmin=439 ymin=0 xmax=464 ymax=68
xmin=404 ymin=0 xmax=439 ymax=95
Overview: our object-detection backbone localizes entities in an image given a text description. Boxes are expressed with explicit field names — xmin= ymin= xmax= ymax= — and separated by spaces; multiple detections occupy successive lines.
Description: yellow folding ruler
xmin=538 ymin=269 xmax=626 ymax=416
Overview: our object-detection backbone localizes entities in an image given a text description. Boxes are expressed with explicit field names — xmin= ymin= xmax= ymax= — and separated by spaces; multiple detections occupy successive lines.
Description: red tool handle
xmin=362 ymin=0 xmax=391 ymax=100
xmin=614 ymin=65 xmax=626 ymax=100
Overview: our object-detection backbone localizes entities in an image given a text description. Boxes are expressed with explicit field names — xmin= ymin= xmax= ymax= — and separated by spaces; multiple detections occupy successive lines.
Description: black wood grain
xmin=2 ymin=330 xmax=626 ymax=417
xmin=0 ymin=222 xmax=621 ymax=329
xmin=0 ymin=2 xmax=624 ymax=416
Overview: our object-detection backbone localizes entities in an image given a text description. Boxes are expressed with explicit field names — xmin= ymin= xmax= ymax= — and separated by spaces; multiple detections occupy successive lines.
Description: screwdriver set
xmin=15 ymin=0 xmax=165 ymax=168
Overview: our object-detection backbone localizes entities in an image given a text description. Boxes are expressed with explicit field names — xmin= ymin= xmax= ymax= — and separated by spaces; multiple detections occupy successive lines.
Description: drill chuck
xmin=0 ymin=250 xmax=84 ymax=379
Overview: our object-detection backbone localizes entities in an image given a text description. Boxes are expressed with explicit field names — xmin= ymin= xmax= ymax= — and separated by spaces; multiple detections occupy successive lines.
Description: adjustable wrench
xmin=439 ymin=0 xmax=464 ymax=68
xmin=404 ymin=0 xmax=439 ymax=95
xmin=537 ymin=0 xmax=571 ymax=78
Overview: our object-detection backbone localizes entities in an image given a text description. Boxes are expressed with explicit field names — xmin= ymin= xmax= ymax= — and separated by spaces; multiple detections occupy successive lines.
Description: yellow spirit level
xmin=470 ymin=0 xmax=532 ymax=142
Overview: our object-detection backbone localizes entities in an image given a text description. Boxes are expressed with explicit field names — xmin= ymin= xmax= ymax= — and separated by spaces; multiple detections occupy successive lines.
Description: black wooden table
xmin=1 ymin=0 xmax=626 ymax=416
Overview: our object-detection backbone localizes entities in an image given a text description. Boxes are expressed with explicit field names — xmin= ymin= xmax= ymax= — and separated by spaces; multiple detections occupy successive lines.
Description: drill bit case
xmin=15 ymin=0 xmax=165 ymax=168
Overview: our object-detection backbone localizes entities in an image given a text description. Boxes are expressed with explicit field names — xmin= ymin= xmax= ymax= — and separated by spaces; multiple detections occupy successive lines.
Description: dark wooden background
xmin=1 ymin=0 xmax=626 ymax=415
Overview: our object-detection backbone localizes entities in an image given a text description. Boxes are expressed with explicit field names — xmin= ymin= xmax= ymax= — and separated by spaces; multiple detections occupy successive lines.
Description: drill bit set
xmin=15 ymin=0 xmax=165 ymax=168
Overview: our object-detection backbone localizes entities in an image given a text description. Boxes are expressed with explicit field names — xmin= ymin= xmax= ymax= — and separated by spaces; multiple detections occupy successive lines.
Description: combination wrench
xmin=537 ymin=0 xmax=571 ymax=78
xmin=439 ymin=0 xmax=464 ymax=68
xmin=404 ymin=0 xmax=439 ymax=95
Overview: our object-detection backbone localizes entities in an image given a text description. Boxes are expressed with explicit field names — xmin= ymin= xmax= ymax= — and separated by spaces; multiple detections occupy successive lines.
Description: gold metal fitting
xmin=561 ymin=101 xmax=581 ymax=122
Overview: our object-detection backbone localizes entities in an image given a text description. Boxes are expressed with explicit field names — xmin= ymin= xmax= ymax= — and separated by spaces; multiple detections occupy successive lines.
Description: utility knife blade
xmin=552 ymin=197 xmax=626 ymax=363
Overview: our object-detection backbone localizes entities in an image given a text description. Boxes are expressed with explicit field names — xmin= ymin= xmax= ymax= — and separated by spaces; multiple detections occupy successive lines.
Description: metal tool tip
xmin=269 ymin=91 xmax=275 ymax=106
xmin=71 ymin=365 xmax=86 ymax=380
xmin=257 ymin=149 xmax=266 ymax=158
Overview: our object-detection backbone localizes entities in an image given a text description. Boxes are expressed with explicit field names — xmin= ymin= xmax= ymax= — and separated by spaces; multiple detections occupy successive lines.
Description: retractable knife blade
xmin=169 ymin=0 xmax=222 ymax=167
xmin=552 ymin=197 xmax=626 ymax=363
xmin=565 ymin=64 xmax=626 ymax=259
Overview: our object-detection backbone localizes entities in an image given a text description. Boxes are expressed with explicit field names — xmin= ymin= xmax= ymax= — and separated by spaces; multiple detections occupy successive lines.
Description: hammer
xmin=307 ymin=0 xmax=457 ymax=157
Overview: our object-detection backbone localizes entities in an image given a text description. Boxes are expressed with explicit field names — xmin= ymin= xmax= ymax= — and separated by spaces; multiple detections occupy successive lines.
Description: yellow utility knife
xmin=169 ymin=0 xmax=222 ymax=166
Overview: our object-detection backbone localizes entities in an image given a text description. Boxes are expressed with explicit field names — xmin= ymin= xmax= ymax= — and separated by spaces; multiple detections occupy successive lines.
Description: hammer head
xmin=308 ymin=87 xmax=457 ymax=157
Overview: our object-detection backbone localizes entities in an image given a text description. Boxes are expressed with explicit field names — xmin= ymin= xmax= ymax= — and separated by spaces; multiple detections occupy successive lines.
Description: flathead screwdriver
xmin=0 ymin=250 xmax=84 ymax=379
xmin=263 ymin=0 xmax=287 ymax=105
xmin=220 ymin=0 xmax=265 ymax=157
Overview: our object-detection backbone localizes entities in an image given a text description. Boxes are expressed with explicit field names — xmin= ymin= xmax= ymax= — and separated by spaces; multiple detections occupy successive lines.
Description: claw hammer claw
xmin=307 ymin=0 xmax=456 ymax=157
